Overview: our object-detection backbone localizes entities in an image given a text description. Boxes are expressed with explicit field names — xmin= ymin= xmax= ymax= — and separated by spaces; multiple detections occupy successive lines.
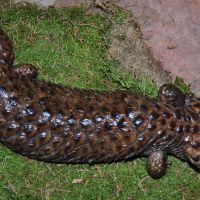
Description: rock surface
xmin=108 ymin=18 xmax=170 ymax=87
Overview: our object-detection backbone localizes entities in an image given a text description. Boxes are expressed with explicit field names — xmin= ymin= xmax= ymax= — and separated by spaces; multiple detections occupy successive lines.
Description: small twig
xmin=138 ymin=176 xmax=149 ymax=192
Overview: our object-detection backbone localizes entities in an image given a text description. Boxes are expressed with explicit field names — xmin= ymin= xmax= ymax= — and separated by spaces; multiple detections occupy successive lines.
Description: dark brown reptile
xmin=0 ymin=27 xmax=200 ymax=179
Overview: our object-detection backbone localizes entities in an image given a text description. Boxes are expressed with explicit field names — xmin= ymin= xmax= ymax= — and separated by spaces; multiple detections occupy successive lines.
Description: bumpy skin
xmin=0 ymin=28 xmax=200 ymax=179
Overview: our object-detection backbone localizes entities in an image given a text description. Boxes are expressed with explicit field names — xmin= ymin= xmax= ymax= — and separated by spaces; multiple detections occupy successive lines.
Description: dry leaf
xmin=72 ymin=178 xmax=83 ymax=184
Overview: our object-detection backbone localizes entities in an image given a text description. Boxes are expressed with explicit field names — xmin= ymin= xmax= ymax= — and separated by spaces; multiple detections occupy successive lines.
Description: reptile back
xmin=0 ymin=72 xmax=178 ymax=164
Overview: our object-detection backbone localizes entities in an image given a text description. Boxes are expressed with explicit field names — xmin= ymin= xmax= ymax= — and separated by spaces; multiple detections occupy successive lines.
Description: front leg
xmin=158 ymin=84 xmax=186 ymax=107
xmin=13 ymin=64 xmax=37 ymax=79
xmin=147 ymin=151 xmax=167 ymax=179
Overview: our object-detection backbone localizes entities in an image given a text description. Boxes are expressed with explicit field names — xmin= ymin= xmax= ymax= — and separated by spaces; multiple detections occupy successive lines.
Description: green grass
xmin=0 ymin=2 xmax=199 ymax=200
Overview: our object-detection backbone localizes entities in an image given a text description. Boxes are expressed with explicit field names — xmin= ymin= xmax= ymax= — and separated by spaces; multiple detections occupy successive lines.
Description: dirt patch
xmin=108 ymin=18 xmax=171 ymax=86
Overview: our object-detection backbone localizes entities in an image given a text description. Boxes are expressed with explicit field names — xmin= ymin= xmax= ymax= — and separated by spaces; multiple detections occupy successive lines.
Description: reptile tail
xmin=0 ymin=27 xmax=14 ymax=66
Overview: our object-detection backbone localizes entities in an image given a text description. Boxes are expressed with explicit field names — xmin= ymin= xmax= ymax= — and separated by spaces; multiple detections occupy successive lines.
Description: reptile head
xmin=183 ymin=130 xmax=200 ymax=169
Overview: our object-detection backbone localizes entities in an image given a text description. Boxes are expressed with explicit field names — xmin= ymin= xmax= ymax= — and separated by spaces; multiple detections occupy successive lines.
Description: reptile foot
xmin=147 ymin=151 xmax=167 ymax=179
xmin=158 ymin=84 xmax=186 ymax=107
xmin=14 ymin=64 xmax=38 ymax=79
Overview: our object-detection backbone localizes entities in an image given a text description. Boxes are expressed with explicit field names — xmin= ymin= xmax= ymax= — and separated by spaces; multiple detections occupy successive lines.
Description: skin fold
xmin=0 ymin=27 xmax=200 ymax=179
